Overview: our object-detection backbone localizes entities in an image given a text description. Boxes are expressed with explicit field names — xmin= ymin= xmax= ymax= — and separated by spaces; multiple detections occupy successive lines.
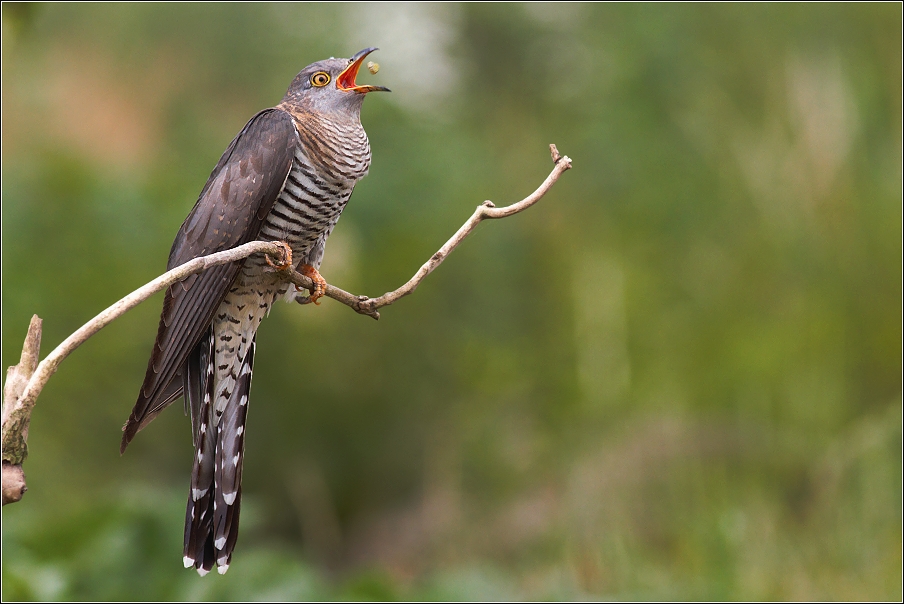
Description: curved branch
xmin=283 ymin=144 xmax=573 ymax=319
xmin=1 ymin=144 xmax=572 ymax=504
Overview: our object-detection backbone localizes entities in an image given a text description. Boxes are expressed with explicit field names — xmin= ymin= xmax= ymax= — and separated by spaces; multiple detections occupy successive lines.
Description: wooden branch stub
xmin=2 ymin=462 xmax=27 ymax=505
xmin=2 ymin=314 xmax=42 ymax=504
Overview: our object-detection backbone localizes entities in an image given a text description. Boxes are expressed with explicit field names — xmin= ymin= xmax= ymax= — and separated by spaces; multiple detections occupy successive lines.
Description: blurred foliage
xmin=2 ymin=3 xmax=901 ymax=601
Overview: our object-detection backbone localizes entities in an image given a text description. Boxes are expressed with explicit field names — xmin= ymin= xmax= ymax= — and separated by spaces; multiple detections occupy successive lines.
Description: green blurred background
xmin=2 ymin=3 xmax=901 ymax=600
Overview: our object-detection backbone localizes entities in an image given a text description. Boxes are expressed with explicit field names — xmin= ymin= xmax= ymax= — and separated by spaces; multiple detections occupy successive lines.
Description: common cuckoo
xmin=120 ymin=48 xmax=388 ymax=575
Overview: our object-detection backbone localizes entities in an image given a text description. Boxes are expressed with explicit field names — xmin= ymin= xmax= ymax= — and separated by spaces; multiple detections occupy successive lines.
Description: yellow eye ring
xmin=310 ymin=72 xmax=330 ymax=87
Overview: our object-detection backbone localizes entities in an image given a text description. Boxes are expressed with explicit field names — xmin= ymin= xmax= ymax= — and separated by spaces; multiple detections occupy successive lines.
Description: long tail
xmin=182 ymin=329 xmax=255 ymax=575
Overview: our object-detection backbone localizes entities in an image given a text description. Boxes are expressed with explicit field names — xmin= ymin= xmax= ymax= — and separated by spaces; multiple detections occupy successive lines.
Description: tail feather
xmin=213 ymin=338 xmax=254 ymax=571
xmin=182 ymin=329 xmax=217 ymax=574
xmin=183 ymin=332 xmax=255 ymax=575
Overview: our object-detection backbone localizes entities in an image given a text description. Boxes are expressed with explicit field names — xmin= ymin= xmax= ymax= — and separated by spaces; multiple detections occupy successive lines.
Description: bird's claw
xmin=265 ymin=243 xmax=293 ymax=271
xmin=297 ymin=264 xmax=326 ymax=305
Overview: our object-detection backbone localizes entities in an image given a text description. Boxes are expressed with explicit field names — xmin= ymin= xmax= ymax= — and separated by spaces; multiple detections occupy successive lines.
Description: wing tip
xmin=120 ymin=418 xmax=137 ymax=455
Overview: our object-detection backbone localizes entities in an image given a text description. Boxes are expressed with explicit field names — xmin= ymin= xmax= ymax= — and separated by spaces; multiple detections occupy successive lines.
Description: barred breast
xmin=259 ymin=113 xmax=371 ymax=270
xmin=214 ymin=113 xmax=371 ymax=398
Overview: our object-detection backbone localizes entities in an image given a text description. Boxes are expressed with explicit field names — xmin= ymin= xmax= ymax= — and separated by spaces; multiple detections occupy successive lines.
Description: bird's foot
xmin=296 ymin=264 xmax=327 ymax=305
xmin=265 ymin=243 xmax=293 ymax=271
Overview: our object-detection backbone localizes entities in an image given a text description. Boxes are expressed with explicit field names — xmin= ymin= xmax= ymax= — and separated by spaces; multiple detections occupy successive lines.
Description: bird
xmin=119 ymin=48 xmax=389 ymax=576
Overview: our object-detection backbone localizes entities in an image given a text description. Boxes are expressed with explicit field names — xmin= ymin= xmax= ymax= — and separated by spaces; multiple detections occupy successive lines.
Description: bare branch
xmin=283 ymin=144 xmax=573 ymax=319
xmin=1 ymin=145 xmax=572 ymax=504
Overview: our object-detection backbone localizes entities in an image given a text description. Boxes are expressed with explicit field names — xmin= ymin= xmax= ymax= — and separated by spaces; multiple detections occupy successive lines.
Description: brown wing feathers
xmin=121 ymin=109 xmax=297 ymax=452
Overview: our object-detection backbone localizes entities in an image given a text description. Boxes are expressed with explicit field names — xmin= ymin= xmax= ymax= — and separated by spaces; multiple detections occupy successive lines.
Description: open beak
xmin=337 ymin=47 xmax=391 ymax=93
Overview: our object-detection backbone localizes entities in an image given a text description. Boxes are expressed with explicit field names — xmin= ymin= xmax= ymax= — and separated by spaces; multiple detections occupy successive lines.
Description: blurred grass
xmin=2 ymin=3 xmax=901 ymax=601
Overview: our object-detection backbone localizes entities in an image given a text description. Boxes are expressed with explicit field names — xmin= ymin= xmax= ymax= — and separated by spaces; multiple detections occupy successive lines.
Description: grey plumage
xmin=121 ymin=48 xmax=388 ymax=575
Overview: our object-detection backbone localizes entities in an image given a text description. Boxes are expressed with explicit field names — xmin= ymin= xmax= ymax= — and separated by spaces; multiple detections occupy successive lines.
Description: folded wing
xmin=121 ymin=108 xmax=297 ymax=452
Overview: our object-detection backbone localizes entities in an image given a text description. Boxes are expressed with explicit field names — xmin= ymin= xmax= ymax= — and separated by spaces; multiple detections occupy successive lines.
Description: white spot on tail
xmin=183 ymin=556 xmax=194 ymax=568
xmin=215 ymin=536 xmax=227 ymax=550
xmin=200 ymin=423 xmax=207 ymax=434
xmin=197 ymin=451 xmax=204 ymax=462
xmin=223 ymin=491 xmax=237 ymax=505
xmin=192 ymin=488 xmax=208 ymax=501
xmin=217 ymin=563 xmax=229 ymax=575
xmin=236 ymin=426 xmax=244 ymax=435
xmin=233 ymin=454 xmax=240 ymax=466
xmin=239 ymin=395 xmax=248 ymax=407
xmin=241 ymin=363 xmax=251 ymax=376
xmin=197 ymin=567 xmax=209 ymax=577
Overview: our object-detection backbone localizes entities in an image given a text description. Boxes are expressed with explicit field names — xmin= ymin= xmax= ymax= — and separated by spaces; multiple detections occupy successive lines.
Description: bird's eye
xmin=310 ymin=72 xmax=331 ymax=87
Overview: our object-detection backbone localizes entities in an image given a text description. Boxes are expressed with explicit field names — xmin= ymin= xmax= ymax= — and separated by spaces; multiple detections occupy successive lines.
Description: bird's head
xmin=282 ymin=48 xmax=390 ymax=118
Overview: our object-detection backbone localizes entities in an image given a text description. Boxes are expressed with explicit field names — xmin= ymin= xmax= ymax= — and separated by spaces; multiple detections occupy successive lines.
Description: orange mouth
xmin=337 ymin=47 xmax=390 ymax=93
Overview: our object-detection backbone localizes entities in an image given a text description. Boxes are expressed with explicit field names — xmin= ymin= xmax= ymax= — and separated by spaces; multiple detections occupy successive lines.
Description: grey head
xmin=282 ymin=47 xmax=390 ymax=118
